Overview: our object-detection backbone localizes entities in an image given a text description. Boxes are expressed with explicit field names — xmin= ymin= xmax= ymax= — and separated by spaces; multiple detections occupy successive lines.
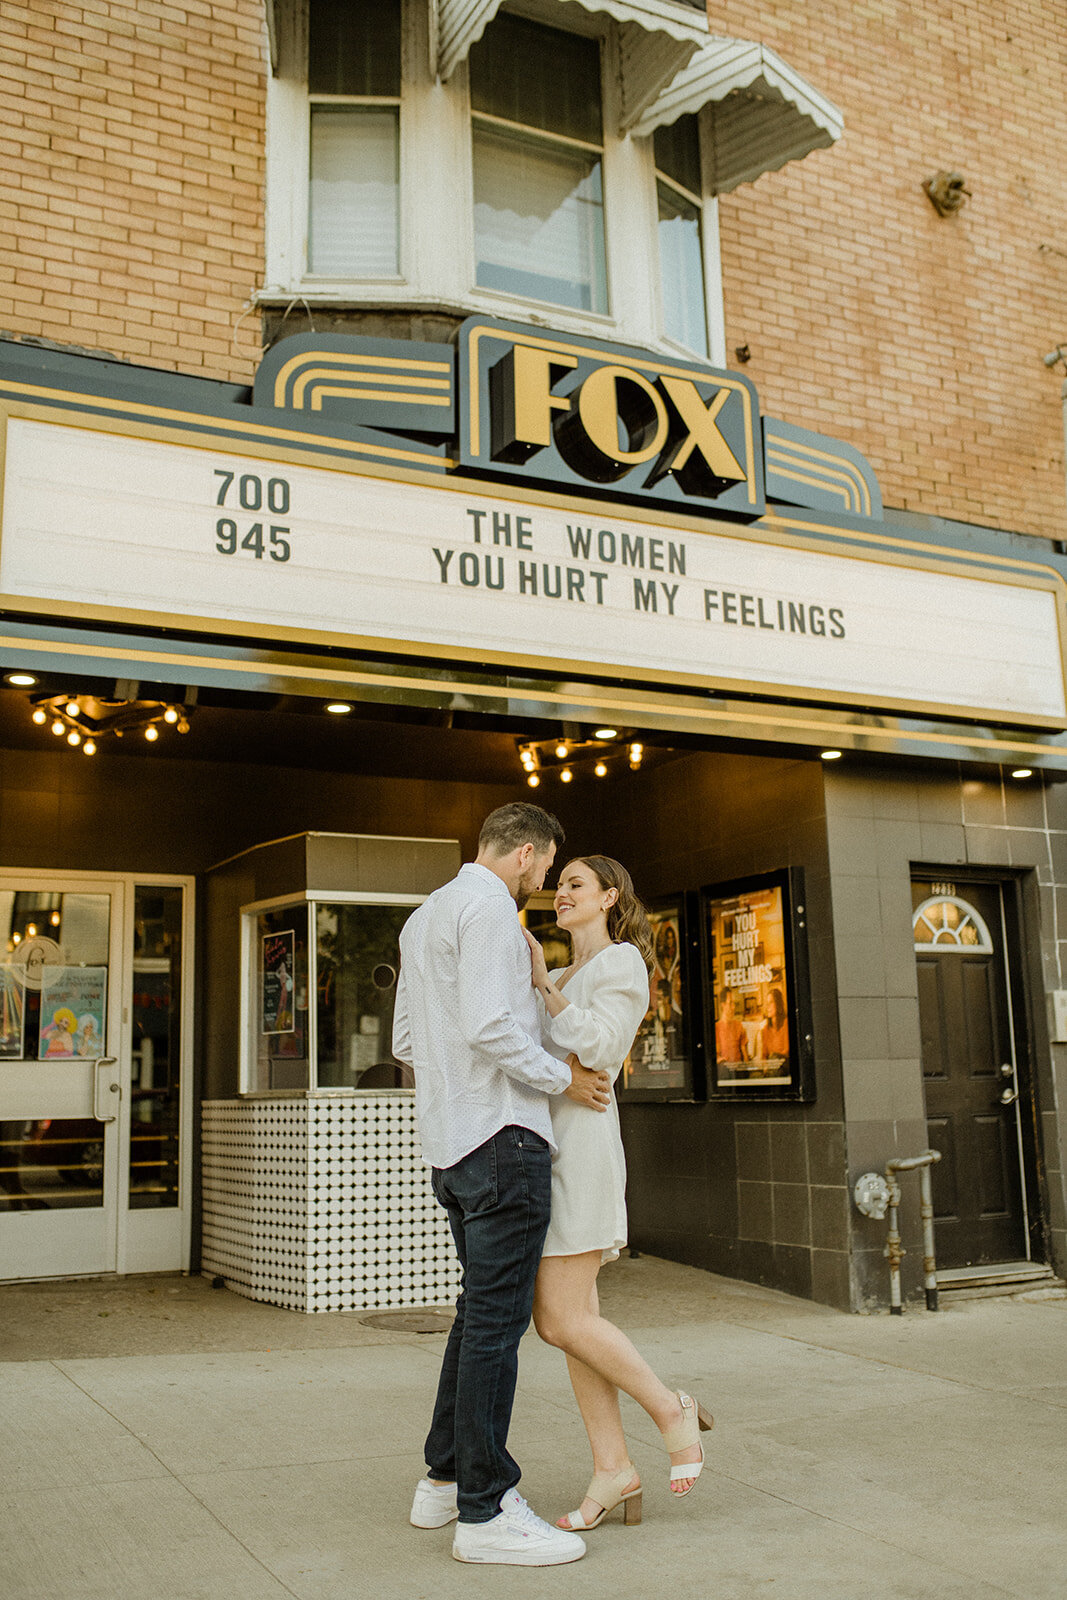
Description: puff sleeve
xmin=542 ymin=942 xmax=650 ymax=1081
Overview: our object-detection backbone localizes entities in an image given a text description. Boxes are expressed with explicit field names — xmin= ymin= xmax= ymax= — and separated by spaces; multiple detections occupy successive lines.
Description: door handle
xmin=999 ymin=1086 xmax=1018 ymax=1107
xmin=93 ymin=1056 xmax=120 ymax=1122
xmin=999 ymin=1062 xmax=1014 ymax=1078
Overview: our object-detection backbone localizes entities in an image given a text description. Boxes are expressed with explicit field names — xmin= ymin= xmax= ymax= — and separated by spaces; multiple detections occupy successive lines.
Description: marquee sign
xmin=0 ymin=329 xmax=1063 ymax=758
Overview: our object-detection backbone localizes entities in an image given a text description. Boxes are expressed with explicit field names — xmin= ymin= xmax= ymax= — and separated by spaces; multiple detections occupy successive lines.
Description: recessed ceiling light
xmin=594 ymin=727 xmax=617 ymax=740
xmin=820 ymin=749 xmax=843 ymax=761
xmin=5 ymin=672 xmax=37 ymax=687
xmin=326 ymin=702 xmax=353 ymax=714
xmin=1011 ymin=767 xmax=1033 ymax=779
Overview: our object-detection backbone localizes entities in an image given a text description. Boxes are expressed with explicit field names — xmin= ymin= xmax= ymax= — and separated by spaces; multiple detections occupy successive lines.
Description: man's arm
xmin=391 ymin=965 xmax=412 ymax=1066
xmin=455 ymin=898 xmax=574 ymax=1095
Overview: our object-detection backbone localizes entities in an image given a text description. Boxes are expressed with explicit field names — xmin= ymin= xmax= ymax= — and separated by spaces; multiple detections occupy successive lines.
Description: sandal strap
xmin=670 ymin=1458 xmax=704 ymax=1483
xmin=585 ymin=1462 xmax=639 ymax=1513
xmin=660 ymin=1391 xmax=700 ymax=1454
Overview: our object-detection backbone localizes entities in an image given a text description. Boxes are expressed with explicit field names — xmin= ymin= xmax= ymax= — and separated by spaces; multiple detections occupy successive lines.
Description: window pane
xmin=470 ymin=13 xmax=602 ymax=144
xmin=251 ymin=906 xmax=310 ymax=1092
xmin=309 ymin=107 xmax=399 ymax=276
xmin=658 ymin=181 xmax=708 ymax=356
xmin=654 ymin=114 xmax=702 ymax=197
xmin=308 ymin=0 xmax=402 ymax=96
xmin=316 ymin=904 xmax=414 ymax=1090
xmin=129 ymin=886 xmax=182 ymax=1210
xmin=0 ymin=1119 xmax=104 ymax=1212
xmin=474 ymin=124 xmax=607 ymax=314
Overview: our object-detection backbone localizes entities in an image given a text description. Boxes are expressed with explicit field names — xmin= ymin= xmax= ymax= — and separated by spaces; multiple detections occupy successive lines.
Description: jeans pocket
xmin=446 ymin=1137 xmax=499 ymax=1215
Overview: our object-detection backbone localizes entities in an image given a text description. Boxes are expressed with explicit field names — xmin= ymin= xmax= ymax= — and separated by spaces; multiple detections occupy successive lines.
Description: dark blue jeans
xmin=426 ymin=1124 xmax=552 ymax=1523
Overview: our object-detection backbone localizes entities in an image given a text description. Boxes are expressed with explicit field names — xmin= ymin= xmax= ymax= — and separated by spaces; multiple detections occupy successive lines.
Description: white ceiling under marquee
xmin=263 ymin=0 xmax=843 ymax=191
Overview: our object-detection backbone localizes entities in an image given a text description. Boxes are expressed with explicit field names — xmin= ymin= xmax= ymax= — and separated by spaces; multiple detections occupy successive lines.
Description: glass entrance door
xmin=0 ymin=876 xmax=125 ymax=1278
xmin=0 ymin=873 xmax=193 ymax=1281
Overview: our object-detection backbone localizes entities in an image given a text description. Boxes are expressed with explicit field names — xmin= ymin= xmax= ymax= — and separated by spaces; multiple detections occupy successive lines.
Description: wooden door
xmin=913 ymin=879 xmax=1027 ymax=1268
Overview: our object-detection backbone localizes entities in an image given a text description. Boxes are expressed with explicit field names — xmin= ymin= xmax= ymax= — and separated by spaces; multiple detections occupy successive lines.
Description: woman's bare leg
xmin=534 ymin=1252 xmax=701 ymax=1510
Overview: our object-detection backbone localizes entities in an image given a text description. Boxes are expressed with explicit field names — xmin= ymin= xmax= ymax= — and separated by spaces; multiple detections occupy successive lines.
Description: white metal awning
xmin=435 ymin=0 xmax=706 ymax=128
xmin=264 ymin=2 xmax=843 ymax=192
xmin=629 ymin=35 xmax=844 ymax=191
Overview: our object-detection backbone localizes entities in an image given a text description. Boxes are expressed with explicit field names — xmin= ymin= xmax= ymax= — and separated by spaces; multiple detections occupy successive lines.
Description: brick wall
xmin=2 ymin=2 xmax=1064 ymax=539
xmin=0 ymin=0 xmax=264 ymax=383
xmin=709 ymin=0 xmax=1067 ymax=539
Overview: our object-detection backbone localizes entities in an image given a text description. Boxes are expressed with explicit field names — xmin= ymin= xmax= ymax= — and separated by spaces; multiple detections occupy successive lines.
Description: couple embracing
xmin=392 ymin=802 xmax=712 ymax=1567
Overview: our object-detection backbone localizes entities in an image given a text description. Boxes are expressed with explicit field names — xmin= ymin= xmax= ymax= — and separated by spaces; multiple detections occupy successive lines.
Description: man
xmin=715 ymin=987 xmax=749 ymax=1067
xmin=393 ymin=802 xmax=611 ymax=1567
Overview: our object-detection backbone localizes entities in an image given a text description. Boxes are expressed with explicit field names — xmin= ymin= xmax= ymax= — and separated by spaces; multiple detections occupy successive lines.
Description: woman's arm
xmin=537 ymin=944 xmax=650 ymax=1080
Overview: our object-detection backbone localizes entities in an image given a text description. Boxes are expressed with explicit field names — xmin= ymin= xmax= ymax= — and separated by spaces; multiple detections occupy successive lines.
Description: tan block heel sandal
xmin=660 ymin=1390 xmax=714 ymax=1496
xmin=557 ymin=1463 xmax=643 ymax=1530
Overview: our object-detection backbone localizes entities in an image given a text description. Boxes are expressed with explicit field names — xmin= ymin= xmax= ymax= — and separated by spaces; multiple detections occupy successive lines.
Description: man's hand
xmin=564 ymin=1052 xmax=611 ymax=1111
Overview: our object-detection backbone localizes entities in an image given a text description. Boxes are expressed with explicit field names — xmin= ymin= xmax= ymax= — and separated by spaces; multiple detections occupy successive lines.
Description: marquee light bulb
xmin=67 ymin=730 xmax=81 ymax=746
xmin=594 ymin=762 xmax=608 ymax=777
xmin=50 ymin=912 xmax=61 ymax=925
xmin=560 ymin=767 xmax=573 ymax=783
xmin=65 ymin=700 xmax=80 ymax=717
xmin=83 ymin=740 xmax=96 ymax=756
xmin=32 ymin=708 xmax=47 ymax=725
xmin=555 ymin=742 xmax=569 ymax=759
xmin=145 ymin=724 xmax=159 ymax=742
xmin=527 ymin=772 xmax=540 ymax=788
xmin=52 ymin=719 xmax=65 ymax=736
xmin=26 ymin=924 xmax=37 ymax=938
xmin=177 ymin=718 xmax=190 ymax=733
xmin=164 ymin=707 xmax=179 ymax=724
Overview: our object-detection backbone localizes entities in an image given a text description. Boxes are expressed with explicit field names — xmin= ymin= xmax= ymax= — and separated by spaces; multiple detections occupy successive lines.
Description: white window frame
xmin=262 ymin=0 xmax=725 ymax=361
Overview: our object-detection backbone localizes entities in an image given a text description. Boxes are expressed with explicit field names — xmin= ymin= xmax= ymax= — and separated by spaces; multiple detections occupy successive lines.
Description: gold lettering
xmin=577 ymin=366 xmax=669 ymax=466
xmin=508 ymin=345 xmax=578 ymax=447
xmin=658 ymin=379 xmax=746 ymax=483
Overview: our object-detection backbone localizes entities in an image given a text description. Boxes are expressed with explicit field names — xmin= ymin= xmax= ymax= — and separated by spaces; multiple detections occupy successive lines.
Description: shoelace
xmin=504 ymin=1493 xmax=549 ymax=1536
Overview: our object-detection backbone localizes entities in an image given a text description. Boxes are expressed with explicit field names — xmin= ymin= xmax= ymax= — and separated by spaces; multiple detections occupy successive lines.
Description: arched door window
xmin=912 ymin=894 xmax=994 ymax=952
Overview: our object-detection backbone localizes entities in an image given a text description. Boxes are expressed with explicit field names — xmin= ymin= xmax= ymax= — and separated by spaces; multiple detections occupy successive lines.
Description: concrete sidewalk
xmin=0 ymin=1258 xmax=1064 ymax=1600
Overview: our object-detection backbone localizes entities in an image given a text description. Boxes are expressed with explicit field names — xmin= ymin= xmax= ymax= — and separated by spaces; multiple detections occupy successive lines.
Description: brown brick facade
xmin=1 ymin=1 xmax=1064 ymax=536
xmin=0 ymin=0 xmax=265 ymax=382
xmin=710 ymin=0 xmax=1067 ymax=540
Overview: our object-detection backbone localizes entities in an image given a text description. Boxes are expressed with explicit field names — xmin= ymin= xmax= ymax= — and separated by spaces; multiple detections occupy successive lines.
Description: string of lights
xmin=517 ymin=728 xmax=645 ymax=787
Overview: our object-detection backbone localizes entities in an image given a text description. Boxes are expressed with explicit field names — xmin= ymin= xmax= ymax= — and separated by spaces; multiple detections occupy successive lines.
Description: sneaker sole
xmin=452 ymin=1543 xmax=585 ymax=1566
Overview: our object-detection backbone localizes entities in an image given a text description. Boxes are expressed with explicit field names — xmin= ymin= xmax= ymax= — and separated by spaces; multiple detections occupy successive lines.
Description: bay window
xmin=654 ymin=114 xmax=709 ymax=357
xmin=469 ymin=14 xmax=608 ymax=315
xmin=306 ymin=0 xmax=402 ymax=277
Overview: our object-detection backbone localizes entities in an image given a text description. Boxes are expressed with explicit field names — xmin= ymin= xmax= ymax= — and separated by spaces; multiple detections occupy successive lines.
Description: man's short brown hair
xmin=478 ymin=802 xmax=565 ymax=857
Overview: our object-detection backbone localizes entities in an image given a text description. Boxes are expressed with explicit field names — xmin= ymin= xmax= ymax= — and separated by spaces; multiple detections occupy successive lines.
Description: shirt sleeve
xmin=456 ymin=896 xmax=571 ymax=1094
xmin=543 ymin=944 xmax=650 ymax=1082
xmin=391 ymin=965 xmax=412 ymax=1066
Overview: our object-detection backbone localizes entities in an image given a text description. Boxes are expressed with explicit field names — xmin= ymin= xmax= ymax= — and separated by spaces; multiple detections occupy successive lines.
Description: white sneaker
xmin=452 ymin=1488 xmax=586 ymax=1566
xmin=410 ymin=1477 xmax=459 ymax=1529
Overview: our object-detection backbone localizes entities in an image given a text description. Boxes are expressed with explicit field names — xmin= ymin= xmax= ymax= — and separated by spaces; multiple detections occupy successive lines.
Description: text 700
xmin=213 ymin=470 xmax=291 ymax=562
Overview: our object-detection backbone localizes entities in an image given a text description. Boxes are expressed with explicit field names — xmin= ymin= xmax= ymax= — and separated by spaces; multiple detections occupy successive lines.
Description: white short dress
xmin=537 ymin=941 xmax=650 ymax=1263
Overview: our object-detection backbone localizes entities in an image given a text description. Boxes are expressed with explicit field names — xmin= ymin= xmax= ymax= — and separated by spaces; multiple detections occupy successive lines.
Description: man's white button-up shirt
xmin=392 ymin=862 xmax=571 ymax=1169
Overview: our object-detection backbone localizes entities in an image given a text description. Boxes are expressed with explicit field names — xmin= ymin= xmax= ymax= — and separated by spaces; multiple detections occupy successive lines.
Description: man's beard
xmin=514 ymin=888 xmax=531 ymax=912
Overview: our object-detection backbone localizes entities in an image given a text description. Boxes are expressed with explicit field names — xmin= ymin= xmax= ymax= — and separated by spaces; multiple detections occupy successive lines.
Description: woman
xmin=523 ymin=856 xmax=712 ymax=1532
xmin=759 ymin=987 xmax=789 ymax=1062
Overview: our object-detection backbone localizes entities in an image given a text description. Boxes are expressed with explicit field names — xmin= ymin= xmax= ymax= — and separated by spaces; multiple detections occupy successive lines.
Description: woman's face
xmin=554 ymin=861 xmax=615 ymax=935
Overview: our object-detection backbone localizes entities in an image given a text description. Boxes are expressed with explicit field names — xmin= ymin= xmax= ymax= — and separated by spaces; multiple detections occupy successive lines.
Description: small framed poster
xmin=618 ymin=893 xmax=703 ymax=1103
xmin=261 ymin=930 xmax=295 ymax=1035
xmin=702 ymin=869 xmax=814 ymax=1101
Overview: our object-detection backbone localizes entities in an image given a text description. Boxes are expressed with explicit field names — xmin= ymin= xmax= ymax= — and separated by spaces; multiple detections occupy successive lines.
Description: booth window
xmin=654 ymin=114 xmax=709 ymax=357
xmin=469 ymin=13 xmax=607 ymax=314
xmin=129 ymin=885 xmax=183 ymax=1208
xmin=306 ymin=0 xmax=402 ymax=276
xmin=250 ymin=904 xmax=310 ymax=1092
xmin=244 ymin=899 xmax=414 ymax=1092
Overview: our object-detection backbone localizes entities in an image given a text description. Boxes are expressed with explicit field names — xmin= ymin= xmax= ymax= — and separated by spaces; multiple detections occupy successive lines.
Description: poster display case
xmin=702 ymin=869 xmax=815 ymax=1102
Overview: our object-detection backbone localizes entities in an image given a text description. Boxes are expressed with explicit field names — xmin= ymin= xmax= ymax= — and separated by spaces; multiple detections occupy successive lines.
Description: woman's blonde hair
xmin=568 ymin=855 xmax=655 ymax=973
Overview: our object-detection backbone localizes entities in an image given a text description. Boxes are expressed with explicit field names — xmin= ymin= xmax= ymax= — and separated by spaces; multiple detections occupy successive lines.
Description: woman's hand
xmin=522 ymin=924 xmax=551 ymax=989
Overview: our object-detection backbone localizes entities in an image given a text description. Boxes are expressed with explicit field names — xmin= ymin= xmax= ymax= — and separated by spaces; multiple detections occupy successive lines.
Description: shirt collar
xmin=460 ymin=861 xmax=514 ymax=900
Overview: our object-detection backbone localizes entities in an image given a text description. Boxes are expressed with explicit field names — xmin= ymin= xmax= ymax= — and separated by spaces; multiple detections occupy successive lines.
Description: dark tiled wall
xmin=610 ymin=750 xmax=853 ymax=1309
xmin=825 ymin=764 xmax=1067 ymax=1306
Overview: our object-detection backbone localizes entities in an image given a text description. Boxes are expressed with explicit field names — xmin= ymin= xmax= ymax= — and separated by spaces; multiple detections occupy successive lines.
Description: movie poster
xmin=619 ymin=900 xmax=693 ymax=1099
xmin=38 ymin=966 xmax=108 ymax=1061
xmin=261 ymin=930 xmax=295 ymax=1035
xmin=0 ymin=965 xmax=25 ymax=1059
xmin=707 ymin=883 xmax=791 ymax=1089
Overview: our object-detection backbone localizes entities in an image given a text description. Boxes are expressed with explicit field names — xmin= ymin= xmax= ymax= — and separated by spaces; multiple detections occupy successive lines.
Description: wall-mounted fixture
xmin=517 ymin=729 xmax=649 ymax=786
xmin=923 ymin=170 xmax=971 ymax=215
xmin=26 ymin=690 xmax=196 ymax=753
